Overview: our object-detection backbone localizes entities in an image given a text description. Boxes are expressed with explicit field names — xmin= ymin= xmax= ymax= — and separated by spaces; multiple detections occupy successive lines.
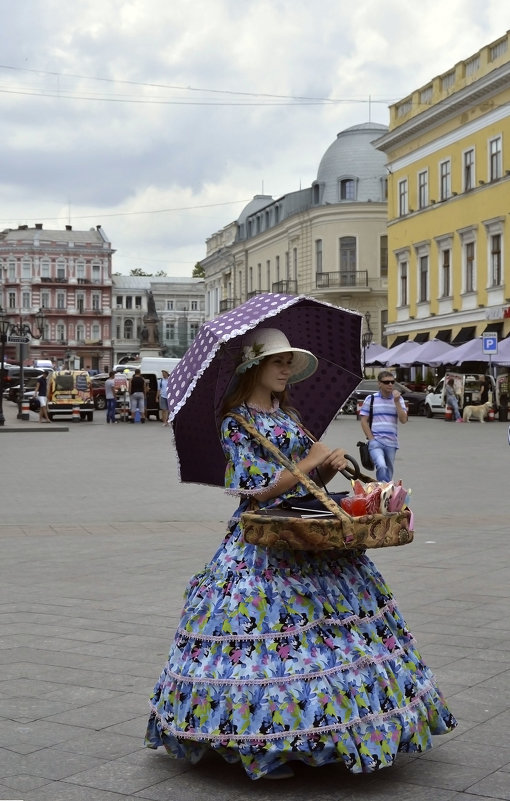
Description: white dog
xmin=462 ymin=401 xmax=492 ymax=423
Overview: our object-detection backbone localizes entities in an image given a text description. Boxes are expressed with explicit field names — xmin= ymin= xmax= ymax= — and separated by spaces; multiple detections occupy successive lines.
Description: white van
xmin=139 ymin=357 xmax=180 ymax=378
xmin=424 ymin=372 xmax=497 ymax=417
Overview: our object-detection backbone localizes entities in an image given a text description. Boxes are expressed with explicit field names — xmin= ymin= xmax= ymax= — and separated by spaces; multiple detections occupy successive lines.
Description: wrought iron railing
xmin=315 ymin=271 xmax=368 ymax=289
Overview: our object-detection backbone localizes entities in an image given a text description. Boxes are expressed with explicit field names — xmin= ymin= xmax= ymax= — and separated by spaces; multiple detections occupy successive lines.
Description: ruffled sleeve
xmin=221 ymin=415 xmax=284 ymax=496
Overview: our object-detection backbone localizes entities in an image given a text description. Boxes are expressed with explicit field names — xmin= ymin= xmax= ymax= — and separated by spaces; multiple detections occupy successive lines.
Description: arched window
xmin=124 ymin=319 xmax=134 ymax=340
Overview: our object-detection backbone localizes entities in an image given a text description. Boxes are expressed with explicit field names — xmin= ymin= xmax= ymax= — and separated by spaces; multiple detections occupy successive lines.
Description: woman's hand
xmin=320 ymin=448 xmax=348 ymax=473
xmin=299 ymin=441 xmax=332 ymax=471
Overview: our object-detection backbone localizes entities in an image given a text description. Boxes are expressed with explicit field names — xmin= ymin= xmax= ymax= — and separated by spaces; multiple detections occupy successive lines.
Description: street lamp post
xmin=0 ymin=309 xmax=11 ymax=426
xmin=0 ymin=307 xmax=46 ymax=425
xmin=362 ymin=311 xmax=374 ymax=377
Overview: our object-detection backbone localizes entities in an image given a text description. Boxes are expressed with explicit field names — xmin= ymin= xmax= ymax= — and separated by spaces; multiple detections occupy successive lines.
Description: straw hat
xmin=235 ymin=327 xmax=318 ymax=384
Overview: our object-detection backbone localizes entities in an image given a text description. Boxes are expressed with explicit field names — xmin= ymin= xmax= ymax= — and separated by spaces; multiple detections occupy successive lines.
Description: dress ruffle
xmin=145 ymin=524 xmax=456 ymax=780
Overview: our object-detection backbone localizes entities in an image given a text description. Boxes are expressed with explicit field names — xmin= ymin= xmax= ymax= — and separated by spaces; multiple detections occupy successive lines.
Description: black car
xmin=1 ymin=366 xmax=44 ymax=399
xmin=341 ymin=379 xmax=427 ymax=416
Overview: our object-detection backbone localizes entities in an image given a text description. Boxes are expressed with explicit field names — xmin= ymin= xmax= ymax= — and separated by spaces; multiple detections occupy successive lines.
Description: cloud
xmin=0 ymin=0 xmax=508 ymax=274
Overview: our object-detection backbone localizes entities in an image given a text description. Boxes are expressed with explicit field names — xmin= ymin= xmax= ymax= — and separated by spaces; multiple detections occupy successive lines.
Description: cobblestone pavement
xmin=0 ymin=400 xmax=509 ymax=800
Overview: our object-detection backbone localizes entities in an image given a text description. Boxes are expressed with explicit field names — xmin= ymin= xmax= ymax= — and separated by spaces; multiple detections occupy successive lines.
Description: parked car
xmin=47 ymin=370 xmax=95 ymax=421
xmin=5 ymin=374 xmax=42 ymax=404
xmin=341 ymin=379 xmax=427 ymax=416
xmin=1 ymin=365 xmax=44 ymax=394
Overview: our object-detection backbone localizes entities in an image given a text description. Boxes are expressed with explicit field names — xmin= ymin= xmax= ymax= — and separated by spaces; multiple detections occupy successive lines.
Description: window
xmin=92 ymin=263 xmax=101 ymax=283
xmin=400 ymin=262 xmax=408 ymax=306
xmin=274 ymin=206 xmax=279 ymax=224
xmin=462 ymin=148 xmax=474 ymax=191
xmin=489 ymin=137 xmax=502 ymax=181
xmin=8 ymin=260 xmax=16 ymax=280
xmin=379 ymin=235 xmax=388 ymax=277
xmin=339 ymin=236 xmax=356 ymax=285
xmin=92 ymin=294 xmax=100 ymax=311
xmin=77 ymin=294 xmax=84 ymax=312
xmin=165 ymin=322 xmax=175 ymax=341
xmin=398 ymin=179 xmax=408 ymax=216
xmin=92 ymin=323 xmax=100 ymax=341
xmin=419 ymin=256 xmax=429 ymax=302
xmin=166 ymin=300 xmax=174 ymax=311
xmin=40 ymin=258 xmax=50 ymax=278
xmin=293 ymin=248 xmax=297 ymax=279
xmin=135 ymin=296 xmax=142 ymax=309
xmin=125 ymin=296 xmax=132 ymax=310
xmin=190 ymin=322 xmax=199 ymax=340
xmin=124 ymin=319 xmax=133 ymax=339
xmin=76 ymin=323 xmax=85 ymax=342
xmin=76 ymin=260 xmax=85 ymax=279
xmin=22 ymin=259 xmax=31 ymax=279
xmin=57 ymin=323 xmax=66 ymax=342
xmin=22 ymin=291 xmax=30 ymax=309
xmin=56 ymin=259 xmax=66 ymax=280
xmin=441 ymin=249 xmax=451 ymax=297
xmin=116 ymin=296 xmax=123 ymax=308
xmin=465 ymin=242 xmax=475 ymax=292
xmin=490 ymin=234 xmax=502 ymax=286
xmin=418 ymin=170 xmax=428 ymax=209
xmin=8 ymin=291 xmax=16 ymax=308
xmin=57 ymin=292 xmax=66 ymax=309
xmin=41 ymin=291 xmax=50 ymax=309
xmin=315 ymin=239 xmax=323 ymax=273
xmin=191 ymin=300 xmax=198 ymax=311
xmin=339 ymin=178 xmax=356 ymax=200
xmin=440 ymin=160 xmax=451 ymax=200
xmin=268 ymin=260 xmax=272 ymax=289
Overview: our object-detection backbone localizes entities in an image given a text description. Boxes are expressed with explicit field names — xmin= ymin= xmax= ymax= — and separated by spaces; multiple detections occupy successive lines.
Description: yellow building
xmin=375 ymin=31 xmax=510 ymax=346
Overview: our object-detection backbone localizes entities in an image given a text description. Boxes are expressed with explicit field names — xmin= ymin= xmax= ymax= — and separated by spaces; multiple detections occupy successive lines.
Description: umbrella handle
xmin=339 ymin=454 xmax=362 ymax=481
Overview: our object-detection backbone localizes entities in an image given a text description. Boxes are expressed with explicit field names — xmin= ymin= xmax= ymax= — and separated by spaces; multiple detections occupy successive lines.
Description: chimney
xmin=66 ymin=225 xmax=72 ymax=231
xmin=96 ymin=224 xmax=101 ymax=230
xmin=35 ymin=223 xmax=43 ymax=230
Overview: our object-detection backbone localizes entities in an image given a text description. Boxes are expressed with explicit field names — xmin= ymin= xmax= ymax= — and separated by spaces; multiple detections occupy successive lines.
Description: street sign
xmin=7 ymin=334 xmax=31 ymax=344
xmin=482 ymin=332 xmax=498 ymax=354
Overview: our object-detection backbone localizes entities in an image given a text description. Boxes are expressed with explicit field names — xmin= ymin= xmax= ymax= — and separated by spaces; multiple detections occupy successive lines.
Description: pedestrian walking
xmin=105 ymin=370 xmax=117 ymax=424
xmin=128 ymin=368 xmax=146 ymax=423
xmin=157 ymin=369 xmax=170 ymax=426
xmin=445 ymin=377 xmax=463 ymax=422
xmin=359 ymin=370 xmax=408 ymax=481
xmin=34 ymin=370 xmax=51 ymax=423
xmin=145 ymin=328 xmax=456 ymax=781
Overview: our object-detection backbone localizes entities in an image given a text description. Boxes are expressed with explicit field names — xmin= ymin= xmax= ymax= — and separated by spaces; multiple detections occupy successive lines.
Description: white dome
xmin=316 ymin=122 xmax=388 ymax=204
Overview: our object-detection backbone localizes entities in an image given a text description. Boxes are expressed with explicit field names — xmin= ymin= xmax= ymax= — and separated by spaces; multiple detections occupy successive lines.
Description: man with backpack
xmin=359 ymin=371 xmax=408 ymax=482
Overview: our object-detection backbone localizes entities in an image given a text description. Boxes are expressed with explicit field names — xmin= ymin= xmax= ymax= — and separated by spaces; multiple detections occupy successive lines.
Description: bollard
xmin=72 ymin=406 xmax=81 ymax=423
xmin=21 ymin=399 xmax=30 ymax=421
xmin=444 ymin=405 xmax=453 ymax=421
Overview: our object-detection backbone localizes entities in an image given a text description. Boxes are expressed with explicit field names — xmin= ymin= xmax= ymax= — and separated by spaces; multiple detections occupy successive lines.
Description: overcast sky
xmin=0 ymin=0 xmax=507 ymax=276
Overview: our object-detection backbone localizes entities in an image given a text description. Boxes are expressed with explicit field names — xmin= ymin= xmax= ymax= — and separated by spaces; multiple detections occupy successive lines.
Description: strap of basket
xmin=229 ymin=412 xmax=355 ymax=523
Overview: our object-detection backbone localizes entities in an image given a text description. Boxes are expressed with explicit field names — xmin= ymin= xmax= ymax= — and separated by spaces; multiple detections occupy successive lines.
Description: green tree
xmin=192 ymin=262 xmax=205 ymax=278
xmin=130 ymin=267 xmax=152 ymax=276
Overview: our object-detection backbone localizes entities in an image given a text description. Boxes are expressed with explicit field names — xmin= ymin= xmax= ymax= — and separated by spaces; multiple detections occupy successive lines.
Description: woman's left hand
xmin=320 ymin=448 xmax=348 ymax=473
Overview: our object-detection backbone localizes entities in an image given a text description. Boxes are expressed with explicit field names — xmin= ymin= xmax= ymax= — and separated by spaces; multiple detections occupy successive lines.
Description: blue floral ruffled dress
xmin=145 ymin=404 xmax=456 ymax=780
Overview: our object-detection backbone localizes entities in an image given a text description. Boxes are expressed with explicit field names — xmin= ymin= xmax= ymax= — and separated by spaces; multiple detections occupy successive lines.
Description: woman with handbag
xmin=145 ymin=328 xmax=456 ymax=781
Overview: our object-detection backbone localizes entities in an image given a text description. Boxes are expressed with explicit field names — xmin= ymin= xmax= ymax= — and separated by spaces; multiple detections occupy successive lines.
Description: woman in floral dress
xmin=145 ymin=328 xmax=456 ymax=780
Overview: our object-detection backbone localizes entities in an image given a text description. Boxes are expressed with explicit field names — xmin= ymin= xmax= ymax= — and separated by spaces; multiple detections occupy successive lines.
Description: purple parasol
xmin=167 ymin=293 xmax=363 ymax=487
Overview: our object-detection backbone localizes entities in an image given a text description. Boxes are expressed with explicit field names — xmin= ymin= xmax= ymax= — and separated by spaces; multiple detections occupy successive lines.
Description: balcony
xmin=315 ymin=271 xmax=368 ymax=289
xmin=271 ymin=280 xmax=298 ymax=294
xmin=39 ymin=276 xmax=68 ymax=283
xmin=219 ymin=298 xmax=241 ymax=312
xmin=247 ymin=290 xmax=269 ymax=299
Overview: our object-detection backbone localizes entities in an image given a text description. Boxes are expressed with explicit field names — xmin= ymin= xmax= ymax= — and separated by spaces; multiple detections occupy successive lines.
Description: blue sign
xmin=482 ymin=333 xmax=498 ymax=354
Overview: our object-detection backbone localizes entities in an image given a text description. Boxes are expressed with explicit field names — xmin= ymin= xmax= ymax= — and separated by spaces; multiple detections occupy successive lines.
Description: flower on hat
xmin=238 ymin=342 xmax=265 ymax=373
